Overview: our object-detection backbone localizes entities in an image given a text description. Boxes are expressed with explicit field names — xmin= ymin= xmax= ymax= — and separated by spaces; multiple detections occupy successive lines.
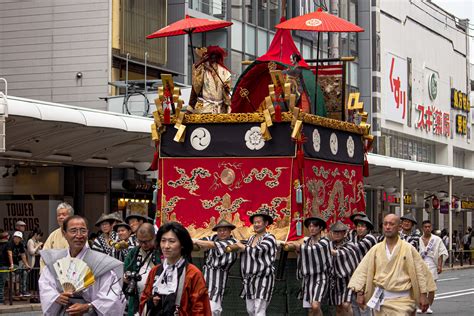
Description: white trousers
xmin=246 ymin=298 xmax=269 ymax=316
xmin=210 ymin=299 xmax=222 ymax=316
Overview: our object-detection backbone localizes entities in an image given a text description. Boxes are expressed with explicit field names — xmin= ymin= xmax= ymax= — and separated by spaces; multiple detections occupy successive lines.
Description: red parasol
xmin=275 ymin=8 xmax=364 ymax=33
xmin=147 ymin=15 xmax=232 ymax=63
xmin=275 ymin=8 xmax=364 ymax=114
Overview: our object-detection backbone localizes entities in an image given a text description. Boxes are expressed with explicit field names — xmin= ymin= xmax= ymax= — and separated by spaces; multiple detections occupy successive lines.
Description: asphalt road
xmin=431 ymin=268 xmax=474 ymax=315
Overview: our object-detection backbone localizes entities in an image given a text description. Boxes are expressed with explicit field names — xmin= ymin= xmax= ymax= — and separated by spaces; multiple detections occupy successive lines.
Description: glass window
xmin=206 ymin=29 xmax=227 ymax=48
xmin=245 ymin=0 xmax=255 ymax=24
xmin=349 ymin=62 xmax=358 ymax=87
xmin=258 ymin=0 xmax=268 ymax=28
xmin=269 ymin=0 xmax=280 ymax=29
xmin=245 ymin=25 xmax=256 ymax=55
xmin=231 ymin=50 xmax=243 ymax=85
xmin=257 ymin=29 xmax=268 ymax=56
xmin=302 ymin=43 xmax=311 ymax=59
xmin=269 ymin=31 xmax=275 ymax=44
xmin=231 ymin=20 xmax=243 ymax=51
xmin=231 ymin=0 xmax=243 ymax=20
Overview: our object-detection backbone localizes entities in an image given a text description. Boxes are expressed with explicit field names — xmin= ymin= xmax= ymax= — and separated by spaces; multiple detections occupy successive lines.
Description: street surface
xmin=432 ymin=268 xmax=474 ymax=315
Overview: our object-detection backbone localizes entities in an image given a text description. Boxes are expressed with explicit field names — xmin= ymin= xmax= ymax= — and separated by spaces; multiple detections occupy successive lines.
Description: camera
xmin=124 ymin=271 xmax=142 ymax=297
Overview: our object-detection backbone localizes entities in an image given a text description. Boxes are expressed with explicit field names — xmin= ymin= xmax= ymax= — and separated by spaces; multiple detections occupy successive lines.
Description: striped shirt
xmin=400 ymin=231 xmax=420 ymax=251
xmin=297 ymin=236 xmax=331 ymax=304
xmin=240 ymin=232 xmax=277 ymax=301
xmin=201 ymin=235 xmax=238 ymax=302
xmin=111 ymin=236 xmax=136 ymax=262
xmin=91 ymin=231 xmax=117 ymax=256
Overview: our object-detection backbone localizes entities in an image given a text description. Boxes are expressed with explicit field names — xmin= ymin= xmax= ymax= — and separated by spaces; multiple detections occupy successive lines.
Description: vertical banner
xmin=384 ymin=52 xmax=408 ymax=124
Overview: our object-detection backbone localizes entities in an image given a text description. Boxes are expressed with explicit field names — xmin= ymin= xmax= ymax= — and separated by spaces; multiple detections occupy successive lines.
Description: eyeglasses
xmin=67 ymin=228 xmax=88 ymax=235
xmin=137 ymin=238 xmax=154 ymax=245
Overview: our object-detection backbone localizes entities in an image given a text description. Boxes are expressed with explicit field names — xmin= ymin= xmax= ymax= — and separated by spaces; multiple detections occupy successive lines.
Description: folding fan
xmin=53 ymin=257 xmax=95 ymax=293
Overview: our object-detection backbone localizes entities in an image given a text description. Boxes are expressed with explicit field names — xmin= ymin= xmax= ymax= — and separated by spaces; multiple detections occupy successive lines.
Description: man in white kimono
xmin=39 ymin=215 xmax=125 ymax=316
xmin=418 ymin=220 xmax=448 ymax=314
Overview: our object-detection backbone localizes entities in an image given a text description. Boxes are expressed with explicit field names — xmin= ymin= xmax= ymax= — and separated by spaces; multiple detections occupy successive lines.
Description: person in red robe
xmin=139 ymin=222 xmax=211 ymax=316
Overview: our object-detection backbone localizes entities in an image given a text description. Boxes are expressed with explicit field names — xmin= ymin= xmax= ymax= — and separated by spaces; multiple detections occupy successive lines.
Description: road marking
xmin=434 ymin=291 xmax=474 ymax=300
xmin=435 ymin=288 xmax=474 ymax=296
xmin=437 ymin=277 xmax=459 ymax=282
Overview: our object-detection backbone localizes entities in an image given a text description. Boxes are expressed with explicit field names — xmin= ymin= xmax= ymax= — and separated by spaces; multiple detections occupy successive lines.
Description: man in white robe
xmin=39 ymin=215 xmax=125 ymax=316
xmin=418 ymin=220 xmax=448 ymax=314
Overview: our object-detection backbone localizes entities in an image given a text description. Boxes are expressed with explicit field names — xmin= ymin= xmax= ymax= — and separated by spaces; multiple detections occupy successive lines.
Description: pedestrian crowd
xmin=0 ymin=201 xmax=473 ymax=316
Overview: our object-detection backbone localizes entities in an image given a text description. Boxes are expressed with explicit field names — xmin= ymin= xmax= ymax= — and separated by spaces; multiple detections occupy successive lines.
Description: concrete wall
xmin=0 ymin=0 xmax=110 ymax=110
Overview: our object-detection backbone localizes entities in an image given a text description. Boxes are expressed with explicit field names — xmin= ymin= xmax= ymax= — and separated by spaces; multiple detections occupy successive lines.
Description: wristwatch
xmin=87 ymin=303 xmax=94 ymax=313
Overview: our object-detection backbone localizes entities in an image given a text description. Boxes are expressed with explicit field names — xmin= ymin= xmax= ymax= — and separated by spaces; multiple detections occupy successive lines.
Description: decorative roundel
xmin=305 ymin=18 xmax=322 ymax=27
xmin=190 ymin=128 xmax=211 ymax=150
xmin=312 ymin=129 xmax=321 ymax=152
xmin=245 ymin=126 xmax=265 ymax=150
xmin=347 ymin=136 xmax=355 ymax=158
xmin=330 ymin=133 xmax=338 ymax=155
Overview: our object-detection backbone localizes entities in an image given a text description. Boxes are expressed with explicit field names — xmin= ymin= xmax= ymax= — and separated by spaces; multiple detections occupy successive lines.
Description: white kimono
xmin=419 ymin=234 xmax=448 ymax=281
xmin=39 ymin=246 xmax=126 ymax=316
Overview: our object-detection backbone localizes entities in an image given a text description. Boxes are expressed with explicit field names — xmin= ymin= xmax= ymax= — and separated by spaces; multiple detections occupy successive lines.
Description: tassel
xmin=363 ymin=155 xmax=369 ymax=177
xmin=296 ymin=186 xmax=303 ymax=204
xmin=150 ymin=151 xmax=159 ymax=171
xmin=163 ymin=107 xmax=171 ymax=125
xmin=297 ymin=149 xmax=305 ymax=170
xmin=274 ymin=105 xmax=282 ymax=122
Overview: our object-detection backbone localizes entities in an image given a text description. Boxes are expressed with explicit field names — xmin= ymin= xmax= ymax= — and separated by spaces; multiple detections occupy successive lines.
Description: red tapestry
xmin=157 ymin=157 xmax=294 ymax=241
xmin=303 ymin=158 xmax=365 ymax=227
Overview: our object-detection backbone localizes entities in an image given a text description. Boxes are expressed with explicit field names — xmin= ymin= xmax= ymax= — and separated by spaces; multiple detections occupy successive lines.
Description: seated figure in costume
xmin=140 ymin=222 xmax=211 ymax=315
xmin=190 ymin=46 xmax=232 ymax=114
xmin=283 ymin=52 xmax=311 ymax=113
xmin=39 ymin=215 xmax=125 ymax=316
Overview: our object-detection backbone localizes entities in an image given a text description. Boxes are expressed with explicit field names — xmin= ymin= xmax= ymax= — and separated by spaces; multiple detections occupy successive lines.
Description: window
xmin=245 ymin=25 xmax=256 ymax=56
xmin=453 ymin=149 xmax=465 ymax=168
xmin=120 ymin=0 xmax=167 ymax=65
xmin=189 ymin=0 xmax=226 ymax=18
xmin=384 ymin=132 xmax=436 ymax=163
xmin=231 ymin=50 xmax=243 ymax=85
xmin=245 ymin=0 xmax=255 ymax=24
xmin=232 ymin=0 xmax=243 ymax=20
xmin=269 ymin=0 xmax=280 ymax=29
xmin=258 ymin=0 xmax=268 ymax=28
xmin=231 ymin=20 xmax=243 ymax=51
xmin=257 ymin=29 xmax=268 ymax=56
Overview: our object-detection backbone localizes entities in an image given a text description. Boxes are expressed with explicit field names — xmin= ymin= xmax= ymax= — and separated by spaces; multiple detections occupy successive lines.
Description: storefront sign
xmin=456 ymin=114 xmax=468 ymax=135
xmin=1 ymin=200 xmax=51 ymax=234
xmin=384 ymin=53 xmax=407 ymax=124
xmin=451 ymin=88 xmax=470 ymax=112
xmin=415 ymin=105 xmax=450 ymax=137
xmin=461 ymin=200 xmax=474 ymax=210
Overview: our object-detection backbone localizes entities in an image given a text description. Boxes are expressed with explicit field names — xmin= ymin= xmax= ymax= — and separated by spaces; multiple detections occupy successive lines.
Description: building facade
xmin=359 ymin=0 xmax=473 ymax=232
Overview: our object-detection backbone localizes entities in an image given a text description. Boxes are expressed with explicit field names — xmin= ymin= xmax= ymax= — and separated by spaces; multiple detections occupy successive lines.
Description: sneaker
xmin=21 ymin=292 xmax=32 ymax=297
xmin=416 ymin=308 xmax=424 ymax=314
xmin=426 ymin=307 xmax=433 ymax=314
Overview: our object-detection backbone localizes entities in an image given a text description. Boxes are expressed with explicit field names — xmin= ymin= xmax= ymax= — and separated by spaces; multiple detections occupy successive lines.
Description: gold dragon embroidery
xmin=167 ymin=166 xmax=211 ymax=196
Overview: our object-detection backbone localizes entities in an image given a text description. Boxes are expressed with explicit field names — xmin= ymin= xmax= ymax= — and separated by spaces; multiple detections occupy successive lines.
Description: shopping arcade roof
xmin=366 ymin=153 xmax=474 ymax=198
xmin=1 ymin=95 xmax=154 ymax=168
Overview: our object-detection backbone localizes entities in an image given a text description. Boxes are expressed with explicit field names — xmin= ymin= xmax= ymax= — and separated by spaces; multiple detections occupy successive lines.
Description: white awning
xmin=366 ymin=153 xmax=474 ymax=196
xmin=1 ymin=96 xmax=154 ymax=168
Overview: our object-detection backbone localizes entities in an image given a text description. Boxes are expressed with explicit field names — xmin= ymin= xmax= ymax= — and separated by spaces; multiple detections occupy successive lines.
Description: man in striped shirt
xmin=349 ymin=215 xmax=378 ymax=316
xmin=400 ymin=213 xmax=421 ymax=250
xmin=91 ymin=214 xmax=117 ymax=256
xmin=235 ymin=211 xmax=277 ymax=316
xmin=193 ymin=219 xmax=238 ymax=316
xmin=286 ymin=216 xmax=330 ymax=316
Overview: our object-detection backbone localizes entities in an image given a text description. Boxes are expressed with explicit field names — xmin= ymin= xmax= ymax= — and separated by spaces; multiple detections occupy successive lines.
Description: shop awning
xmin=1 ymin=96 xmax=154 ymax=168
xmin=365 ymin=153 xmax=474 ymax=196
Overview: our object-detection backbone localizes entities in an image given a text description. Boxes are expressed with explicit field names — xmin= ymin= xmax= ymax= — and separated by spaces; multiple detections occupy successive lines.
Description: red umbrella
xmin=275 ymin=8 xmax=364 ymax=114
xmin=275 ymin=8 xmax=364 ymax=33
xmin=147 ymin=15 xmax=232 ymax=63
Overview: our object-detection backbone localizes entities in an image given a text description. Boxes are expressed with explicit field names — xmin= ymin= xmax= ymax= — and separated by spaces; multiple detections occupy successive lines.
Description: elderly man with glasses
xmin=123 ymin=223 xmax=161 ymax=316
xmin=39 ymin=215 xmax=125 ymax=315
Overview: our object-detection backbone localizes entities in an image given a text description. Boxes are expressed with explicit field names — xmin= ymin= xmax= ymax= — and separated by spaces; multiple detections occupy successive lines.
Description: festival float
xmin=147 ymin=11 xmax=372 ymax=244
